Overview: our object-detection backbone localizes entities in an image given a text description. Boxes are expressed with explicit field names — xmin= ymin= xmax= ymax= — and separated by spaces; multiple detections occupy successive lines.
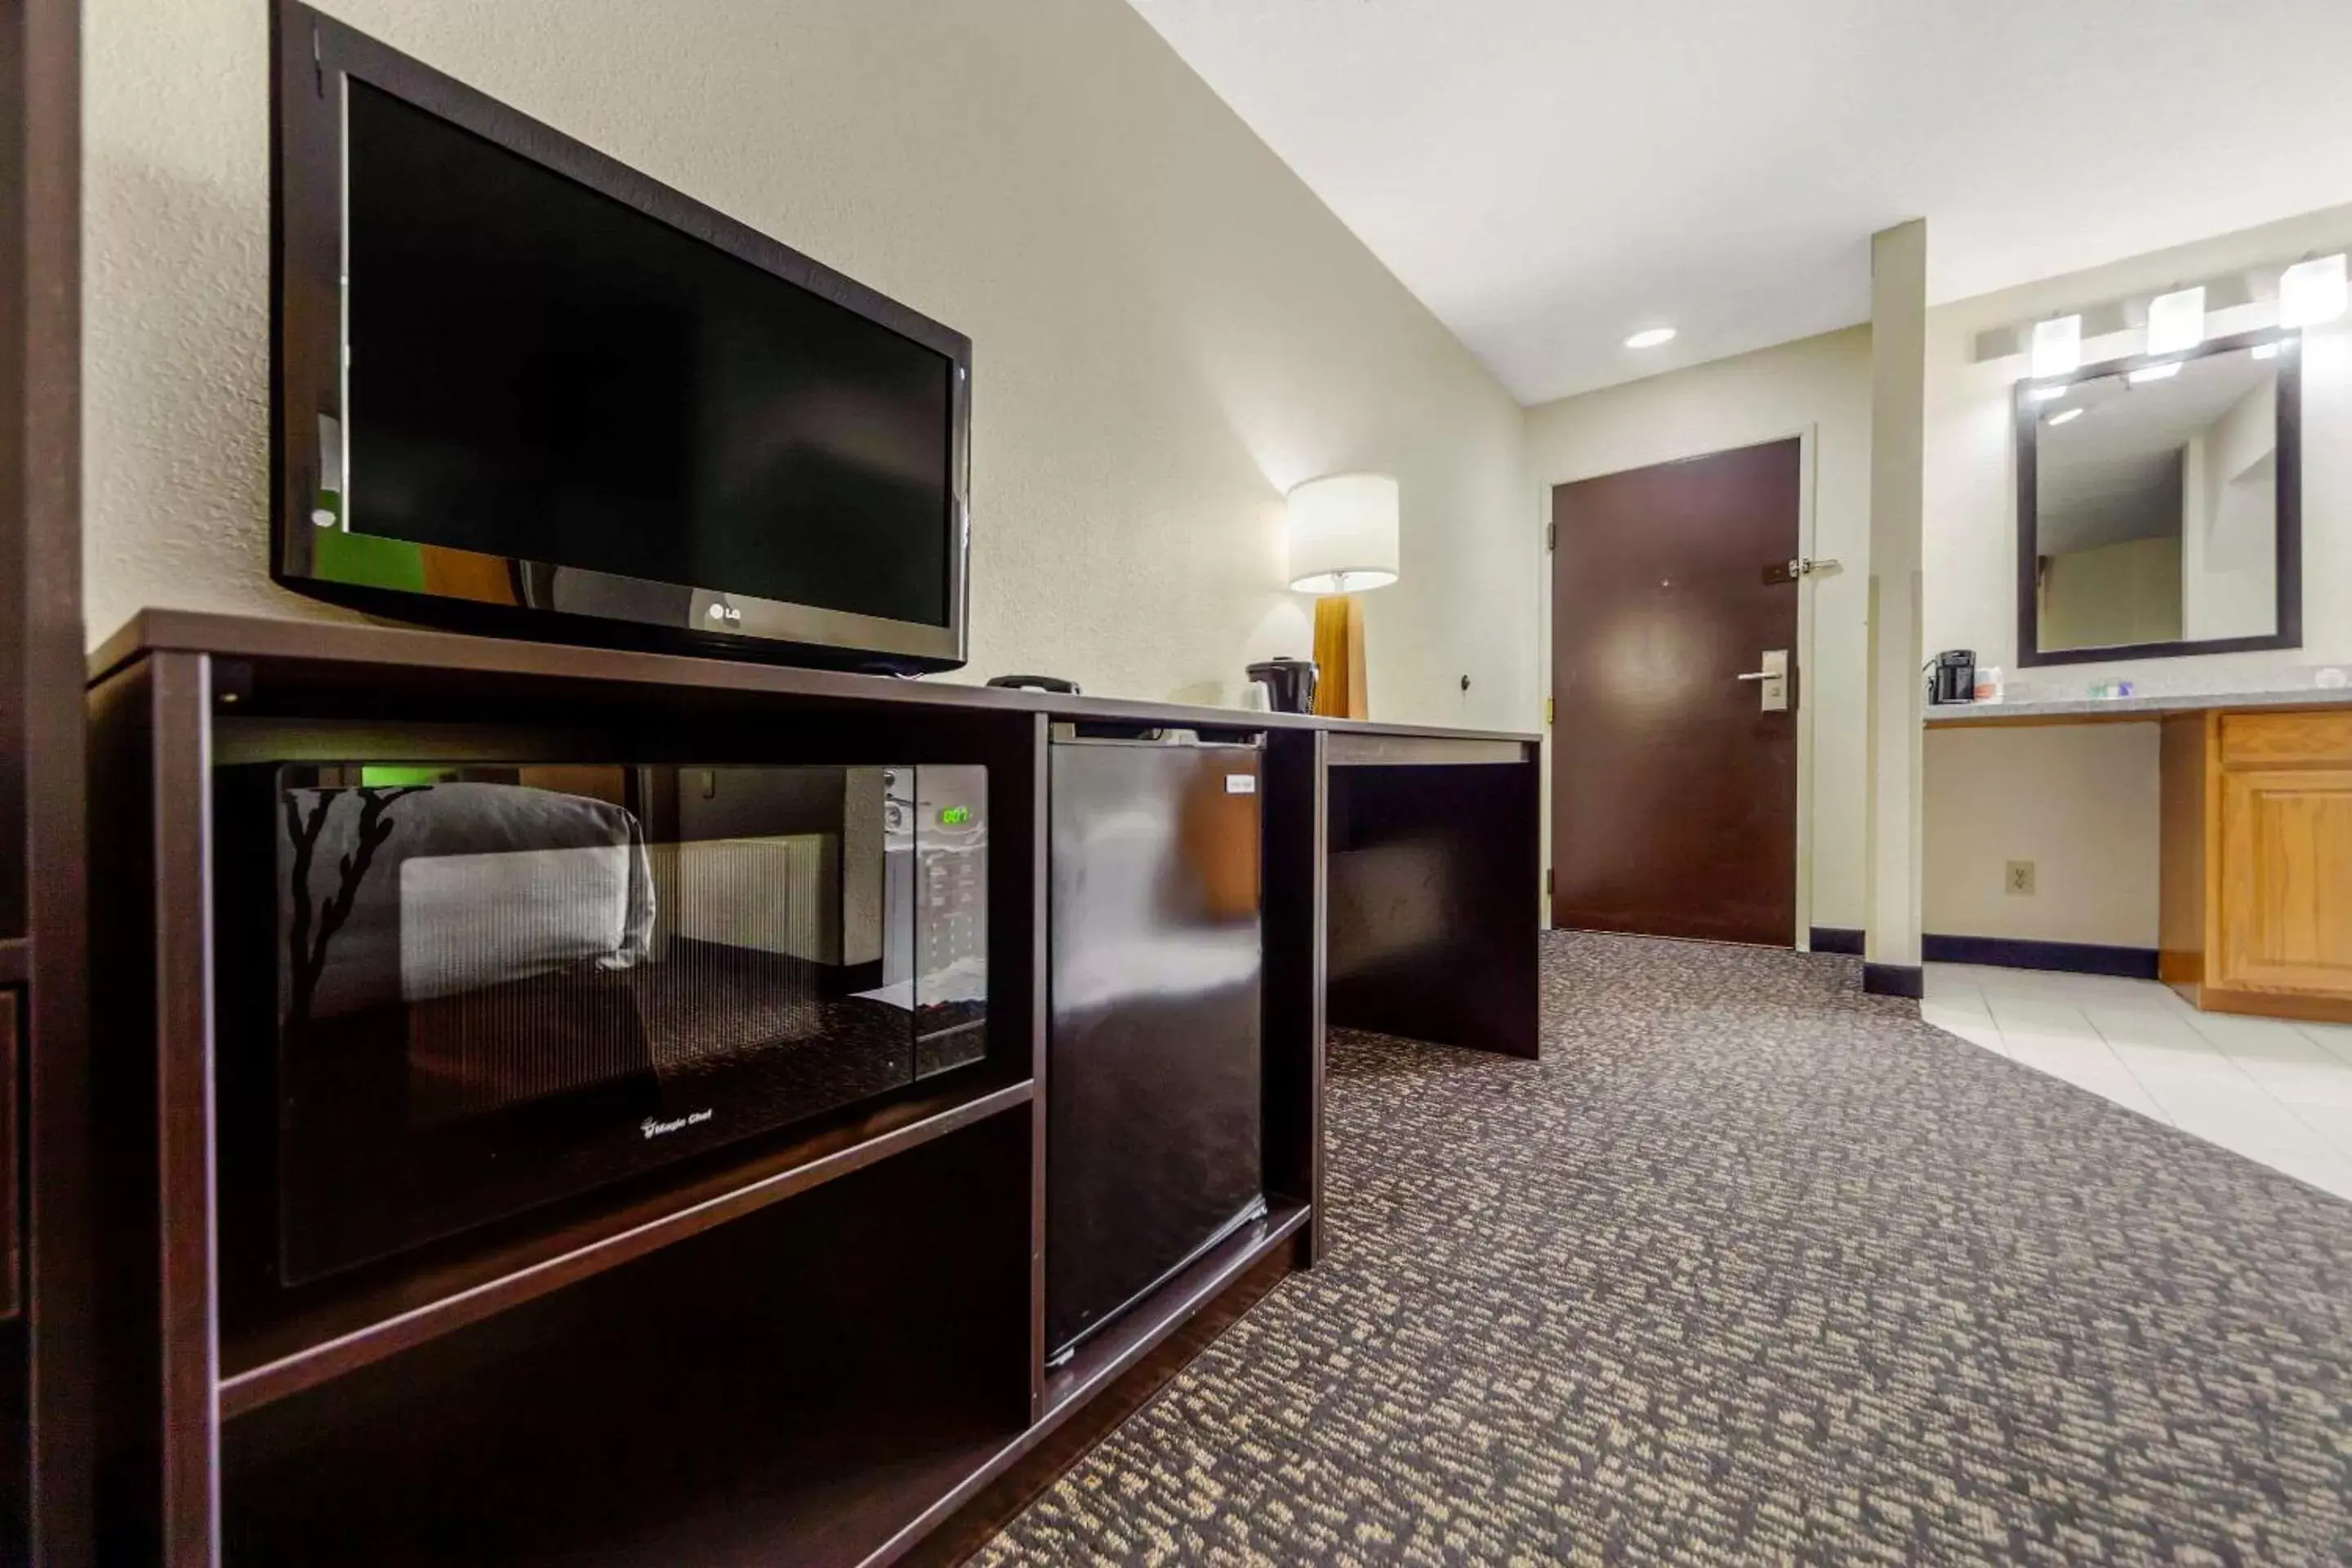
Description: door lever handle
xmin=1737 ymin=650 xmax=1792 ymax=710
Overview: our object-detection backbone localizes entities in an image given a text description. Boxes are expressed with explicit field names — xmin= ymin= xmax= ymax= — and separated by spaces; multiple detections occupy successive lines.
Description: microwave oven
xmin=215 ymin=760 xmax=987 ymax=1287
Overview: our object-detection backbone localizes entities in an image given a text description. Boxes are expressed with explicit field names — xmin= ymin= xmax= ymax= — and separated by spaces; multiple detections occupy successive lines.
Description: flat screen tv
xmin=270 ymin=2 xmax=971 ymax=671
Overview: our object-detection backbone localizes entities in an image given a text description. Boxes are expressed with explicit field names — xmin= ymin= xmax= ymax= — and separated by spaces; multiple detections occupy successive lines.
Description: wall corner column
xmin=1863 ymin=220 xmax=1927 ymax=997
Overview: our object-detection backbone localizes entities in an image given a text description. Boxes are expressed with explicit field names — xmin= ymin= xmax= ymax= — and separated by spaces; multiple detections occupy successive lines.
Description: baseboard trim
xmin=1808 ymin=926 xmax=1864 ymax=956
xmin=2185 ymin=983 xmax=2352 ymax=1026
xmin=1922 ymin=933 xmax=2160 ymax=980
xmin=1862 ymin=962 xmax=1925 ymax=999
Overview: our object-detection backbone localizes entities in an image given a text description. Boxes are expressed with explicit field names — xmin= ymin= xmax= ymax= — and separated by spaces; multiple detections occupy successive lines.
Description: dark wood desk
xmin=81 ymin=610 xmax=1541 ymax=1566
xmin=1325 ymin=733 xmax=1542 ymax=1060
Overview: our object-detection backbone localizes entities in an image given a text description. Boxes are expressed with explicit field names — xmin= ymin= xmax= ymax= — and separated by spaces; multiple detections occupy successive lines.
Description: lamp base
xmin=1311 ymin=594 xmax=1368 ymax=719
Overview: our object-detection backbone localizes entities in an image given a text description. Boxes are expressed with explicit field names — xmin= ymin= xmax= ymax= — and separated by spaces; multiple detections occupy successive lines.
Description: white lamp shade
xmin=1285 ymin=472 xmax=1400 ymax=595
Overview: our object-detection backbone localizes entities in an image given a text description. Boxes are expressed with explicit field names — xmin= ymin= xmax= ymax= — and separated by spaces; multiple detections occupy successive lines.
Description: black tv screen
xmin=273 ymin=4 xmax=972 ymax=670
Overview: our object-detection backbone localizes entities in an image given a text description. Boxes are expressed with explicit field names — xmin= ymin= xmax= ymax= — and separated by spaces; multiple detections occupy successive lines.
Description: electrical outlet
xmin=2005 ymin=860 xmax=2036 ymax=897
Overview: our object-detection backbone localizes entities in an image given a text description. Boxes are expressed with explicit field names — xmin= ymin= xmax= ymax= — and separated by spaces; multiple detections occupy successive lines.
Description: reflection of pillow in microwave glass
xmin=399 ymin=844 xmax=642 ymax=1003
xmin=283 ymin=781 xmax=653 ymax=1021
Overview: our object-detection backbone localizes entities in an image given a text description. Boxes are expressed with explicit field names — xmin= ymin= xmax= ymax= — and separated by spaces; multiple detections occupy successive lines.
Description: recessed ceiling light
xmin=2047 ymin=408 xmax=2083 ymax=425
xmin=2127 ymin=361 xmax=2181 ymax=384
xmin=2027 ymin=384 xmax=2069 ymax=402
xmin=1624 ymin=327 xmax=1677 ymax=350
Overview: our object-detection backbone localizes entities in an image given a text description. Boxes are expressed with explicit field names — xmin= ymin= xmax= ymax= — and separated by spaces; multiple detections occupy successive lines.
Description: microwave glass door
xmin=259 ymin=761 xmax=985 ymax=1284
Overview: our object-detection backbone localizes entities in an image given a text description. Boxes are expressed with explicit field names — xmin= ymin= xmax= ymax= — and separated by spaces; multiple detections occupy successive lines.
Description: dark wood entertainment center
xmin=3 ymin=0 xmax=88 ymax=1559
xmin=79 ymin=609 xmax=1540 ymax=1566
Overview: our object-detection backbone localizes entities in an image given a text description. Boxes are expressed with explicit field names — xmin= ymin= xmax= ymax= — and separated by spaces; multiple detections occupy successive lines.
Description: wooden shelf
xmin=235 ymin=1385 xmax=1021 ymax=1568
xmin=0 ymin=937 xmax=26 ymax=986
xmin=234 ymin=1391 xmax=1022 ymax=1568
xmin=222 ymin=1111 xmax=1036 ymax=1568
xmin=221 ymin=1147 xmax=1312 ymax=1568
xmin=220 ymin=1078 xmax=1034 ymax=1417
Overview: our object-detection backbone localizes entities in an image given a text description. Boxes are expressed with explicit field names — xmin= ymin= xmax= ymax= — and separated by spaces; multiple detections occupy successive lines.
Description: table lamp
xmin=1285 ymin=472 xmax=1399 ymax=719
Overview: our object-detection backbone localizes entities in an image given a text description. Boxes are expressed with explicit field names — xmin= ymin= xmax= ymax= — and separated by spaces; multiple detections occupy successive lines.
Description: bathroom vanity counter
xmin=1927 ymin=694 xmax=2352 ymax=1024
xmin=1924 ymin=687 xmax=2352 ymax=725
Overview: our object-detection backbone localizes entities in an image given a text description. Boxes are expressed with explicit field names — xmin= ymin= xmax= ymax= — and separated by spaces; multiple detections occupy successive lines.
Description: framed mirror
xmin=2016 ymin=327 xmax=2301 ymax=664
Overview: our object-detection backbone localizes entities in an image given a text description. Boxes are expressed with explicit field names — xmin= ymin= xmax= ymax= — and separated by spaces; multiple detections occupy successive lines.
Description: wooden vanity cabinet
xmin=2162 ymin=708 xmax=2352 ymax=1022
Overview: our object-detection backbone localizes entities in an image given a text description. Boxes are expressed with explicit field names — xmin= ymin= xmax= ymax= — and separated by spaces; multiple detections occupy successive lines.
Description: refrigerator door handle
xmin=1049 ymin=722 xmax=1264 ymax=750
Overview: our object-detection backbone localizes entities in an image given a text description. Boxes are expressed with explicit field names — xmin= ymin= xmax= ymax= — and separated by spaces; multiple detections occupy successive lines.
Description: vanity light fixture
xmin=1624 ymin=326 xmax=1677 ymax=350
xmin=2047 ymin=407 xmax=2083 ymax=425
xmin=2145 ymin=286 xmax=2206 ymax=356
xmin=2127 ymin=361 xmax=2181 ymax=385
xmin=2279 ymin=252 xmax=2348 ymax=327
xmin=2026 ymin=385 xmax=2069 ymax=403
xmin=2029 ymin=314 xmax=2082 ymax=378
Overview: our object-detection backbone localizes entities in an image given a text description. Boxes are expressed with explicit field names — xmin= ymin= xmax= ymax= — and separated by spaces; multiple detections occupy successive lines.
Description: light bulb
xmin=2145 ymin=286 xmax=2206 ymax=356
xmin=2029 ymin=315 xmax=2082 ymax=378
xmin=2279 ymin=253 xmax=2347 ymax=328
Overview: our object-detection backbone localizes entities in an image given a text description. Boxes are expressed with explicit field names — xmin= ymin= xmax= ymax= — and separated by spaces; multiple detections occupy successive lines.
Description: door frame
xmin=1536 ymin=426 xmax=1823 ymax=948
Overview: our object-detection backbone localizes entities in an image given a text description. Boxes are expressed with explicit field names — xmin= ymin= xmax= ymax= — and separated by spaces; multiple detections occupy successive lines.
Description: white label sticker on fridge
xmin=1225 ymin=774 xmax=1256 ymax=794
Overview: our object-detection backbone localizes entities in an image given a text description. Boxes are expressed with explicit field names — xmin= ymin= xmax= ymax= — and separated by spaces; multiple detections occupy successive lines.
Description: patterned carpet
xmin=980 ymin=932 xmax=2352 ymax=1565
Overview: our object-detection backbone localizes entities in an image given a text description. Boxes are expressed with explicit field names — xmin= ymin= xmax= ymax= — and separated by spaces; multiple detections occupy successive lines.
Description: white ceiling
xmin=1126 ymin=0 xmax=2352 ymax=405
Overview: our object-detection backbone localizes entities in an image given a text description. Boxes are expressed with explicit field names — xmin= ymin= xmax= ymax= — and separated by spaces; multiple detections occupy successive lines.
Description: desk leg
xmin=1263 ymin=732 xmax=1327 ymax=1262
xmin=1325 ymin=757 xmax=1541 ymax=1060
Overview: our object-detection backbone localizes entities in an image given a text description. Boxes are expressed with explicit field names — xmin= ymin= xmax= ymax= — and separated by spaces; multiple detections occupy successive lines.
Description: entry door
xmin=1550 ymin=439 xmax=1801 ymax=945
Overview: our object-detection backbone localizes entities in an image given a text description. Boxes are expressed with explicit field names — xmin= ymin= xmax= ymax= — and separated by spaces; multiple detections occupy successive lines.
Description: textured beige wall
xmin=1523 ymin=326 xmax=1873 ymax=931
xmin=83 ymin=0 xmax=1536 ymax=727
xmin=1922 ymin=723 xmax=2162 ymax=948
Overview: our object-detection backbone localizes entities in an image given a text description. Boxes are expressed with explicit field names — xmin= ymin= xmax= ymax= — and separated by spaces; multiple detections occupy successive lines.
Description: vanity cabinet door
xmin=2216 ymin=766 xmax=2352 ymax=996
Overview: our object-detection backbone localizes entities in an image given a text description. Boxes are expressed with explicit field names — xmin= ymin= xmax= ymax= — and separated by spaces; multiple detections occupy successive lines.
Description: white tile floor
xmin=1922 ymin=963 xmax=2352 ymax=1202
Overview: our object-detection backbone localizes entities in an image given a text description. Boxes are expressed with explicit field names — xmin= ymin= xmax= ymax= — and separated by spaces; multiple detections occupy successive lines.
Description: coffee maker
xmin=1927 ymin=649 xmax=1976 ymax=706
xmin=1245 ymin=657 xmax=1318 ymax=714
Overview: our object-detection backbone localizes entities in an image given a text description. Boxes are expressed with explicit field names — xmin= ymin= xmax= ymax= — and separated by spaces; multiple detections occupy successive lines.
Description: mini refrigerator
xmin=1046 ymin=724 xmax=1266 ymax=1361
